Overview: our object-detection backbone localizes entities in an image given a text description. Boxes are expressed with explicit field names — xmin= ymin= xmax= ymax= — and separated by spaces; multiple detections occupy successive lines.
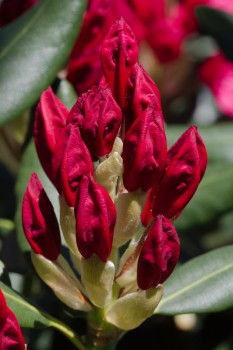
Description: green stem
xmin=85 ymin=308 xmax=121 ymax=350
xmin=46 ymin=314 xmax=87 ymax=350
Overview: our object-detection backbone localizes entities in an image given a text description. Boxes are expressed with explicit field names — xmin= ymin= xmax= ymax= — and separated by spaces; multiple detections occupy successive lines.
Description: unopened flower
xmin=0 ymin=289 xmax=25 ymax=350
xmin=101 ymin=17 xmax=138 ymax=109
xmin=75 ymin=174 xmax=116 ymax=262
xmin=137 ymin=215 xmax=180 ymax=290
xmin=122 ymin=104 xmax=167 ymax=192
xmin=34 ymin=87 xmax=68 ymax=193
xmin=68 ymin=84 xmax=122 ymax=158
xmin=142 ymin=125 xmax=207 ymax=224
xmin=22 ymin=172 xmax=61 ymax=260
xmin=60 ymin=123 xmax=94 ymax=207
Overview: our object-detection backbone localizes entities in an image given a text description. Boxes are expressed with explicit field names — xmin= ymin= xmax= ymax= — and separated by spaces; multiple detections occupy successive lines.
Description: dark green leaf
xmin=0 ymin=281 xmax=50 ymax=328
xmin=155 ymin=245 xmax=233 ymax=315
xmin=0 ymin=0 xmax=87 ymax=125
xmin=196 ymin=6 xmax=233 ymax=62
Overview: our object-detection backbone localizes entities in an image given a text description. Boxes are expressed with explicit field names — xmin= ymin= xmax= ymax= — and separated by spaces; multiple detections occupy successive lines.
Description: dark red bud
xmin=61 ymin=124 xmax=94 ymax=207
xmin=122 ymin=105 xmax=167 ymax=192
xmin=152 ymin=126 xmax=208 ymax=219
xmin=22 ymin=173 xmax=61 ymax=260
xmin=75 ymin=174 xmax=116 ymax=262
xmin=0 ymin=290 xmax=25 ymax=350
xmin=33 ymin=87 xmax=68 ymax=193
xmin=137 ymin=215 xmax=180 ymax=290
xmin=125 ymin=63 xmax=162 ymax=133
xmin=101 ymin=17 xmax=138 ymax=108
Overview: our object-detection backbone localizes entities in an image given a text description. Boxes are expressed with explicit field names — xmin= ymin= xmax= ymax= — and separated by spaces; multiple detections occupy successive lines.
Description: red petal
xmin=75 ymin=174 xmax=116 ymax=262
xmin=152 ymin=126 xmax=207 ymax=219
xmin=101 ymin=17 xmax=138 ymax=108
xmin=199 ymin=52 xmax=233 ymax=118
xmin=33 ymin=87 xmax=68 ymax=192
xmin=0 ymin=290 xmax=25 ymax=350
xmin=22 ymin=173 xmax=61 ymax=260
xmin=137 ymin=215 xmax=180 ymax=290
xmin=122 ymin=105 xmax=167 ymax=192
xmin=61 ymin=124 xmax=94 ymax=207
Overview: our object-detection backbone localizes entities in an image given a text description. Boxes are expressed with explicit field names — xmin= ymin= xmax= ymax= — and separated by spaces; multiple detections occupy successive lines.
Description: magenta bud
xmin=60 ymin=124 xmax=94 ymax=207
xmin=101 ymin=17 xmax=138 ymax=108
xmin=33 ymin=87 xmax=68 ymax=193
xmin=75 ymin=174 xmax=116 ymax=262
xmin=0 ymin=290 xmax=25 ymax=350
xmin=137 ymin=215 xmax=180 ymax=290
xmin=152 ymin=126 xmax=208 ymax=219
xmin=122 ymin=105 xmax=167 ymax=192
xmin=22 ymin=173 xmax=61 ymax=260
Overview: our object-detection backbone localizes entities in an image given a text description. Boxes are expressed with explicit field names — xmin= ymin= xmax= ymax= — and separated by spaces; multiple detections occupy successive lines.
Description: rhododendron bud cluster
xmin=21 ymin=19 xmax=207 ymax=335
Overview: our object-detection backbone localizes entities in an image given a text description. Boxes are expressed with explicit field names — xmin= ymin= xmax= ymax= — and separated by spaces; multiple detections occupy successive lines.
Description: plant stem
xmin=47 ymin=315 xmax=87 ymax=350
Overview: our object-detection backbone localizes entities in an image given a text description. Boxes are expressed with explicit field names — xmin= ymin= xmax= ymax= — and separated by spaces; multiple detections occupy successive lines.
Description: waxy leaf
xmin=155 ymin=245 xmax=233 ymax=314
xmin=196 ymin=6 xmax=233 ymax=62
xmin=0 ymin=282 xmax=50 ymax=328
xmin=0 ymin=0 xmax=87 ymax=125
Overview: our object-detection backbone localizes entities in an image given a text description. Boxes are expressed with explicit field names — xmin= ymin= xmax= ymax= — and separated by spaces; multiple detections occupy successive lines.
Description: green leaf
xmin=56 ymin=79 xmax=78 ymax=110
xmin=15 ymin=140 xmax=59 ymax=252
xmin=155 ymin=245 xmax=233 ymax=315
xmin=1 ymin=281 xmax=87 ymax=349
xmin=0 ymin=218 xmax=15 ymax=237
xmin=0 ymin=281 xmax=50 ymax=328
xmin=196 ymin=6 xmax=233 ymax=62
xmin=0 ymin=261 xmax=11 ymax=286
xmin=0 ymin=0 xmax=87 ymax=126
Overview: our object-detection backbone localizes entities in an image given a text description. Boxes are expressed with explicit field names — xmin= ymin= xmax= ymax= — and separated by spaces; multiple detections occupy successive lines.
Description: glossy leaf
xmin=196 ymin=6 xmax=233 ymax=62
xmin=0 ymin=282 xmax=50 ymax=328
xmin=155 ymin=245 xmax=233 ymax=314
xmin=0 ymin=0 xmax=87 ymax=125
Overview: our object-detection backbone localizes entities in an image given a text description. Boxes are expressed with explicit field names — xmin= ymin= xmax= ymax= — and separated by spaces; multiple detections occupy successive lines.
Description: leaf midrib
xmin=156 ymin=260 xmax=233 ymax=311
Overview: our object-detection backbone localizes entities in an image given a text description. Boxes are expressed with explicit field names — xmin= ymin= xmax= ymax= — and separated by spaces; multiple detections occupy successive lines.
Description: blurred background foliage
xmin=1 ymin=0 xmax=233 ymax=349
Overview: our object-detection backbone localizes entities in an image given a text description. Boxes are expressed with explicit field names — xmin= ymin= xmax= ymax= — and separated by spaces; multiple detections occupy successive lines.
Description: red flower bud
xmin=22 ymin=172 xmax=61 ymax=260
xmin=0 ymin=290 xmax=25 ymax=350
xmin=152 ymin=126 xmax=208 ymax=219
xmin=125 ymin=63 xmax=162 ymax=133
xmin=137 ymin=215 xmax=180 ymax=290
xmin=122 ymin=105 xmax=167 ymax=192
xmin=60 ymin=124 xmax=94 ymax=207
xmin=101 ymin=17 xmax=138 ymax=108
xmin=75 ymin=174 xmax=116 ymax=262
xmin=34 ymin=87 xmax=68 ymax=193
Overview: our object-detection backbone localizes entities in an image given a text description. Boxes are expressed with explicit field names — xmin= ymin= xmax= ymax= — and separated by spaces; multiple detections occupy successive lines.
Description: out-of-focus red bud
xmin=34 ymin=87 xmax=68 ymax=193
xmin=101 ymin=17 xmax=138 ymax=109
xmin=199 ymin=52 xmax=233 ymax=118
xmin=61 ymin=124 xmax=94 ymax=207
xmin=0 ymin=290 xmax=25 ymax=350
xmin=75 ymin=174 xmax=116 ymax=262
xmin=152 ymin=126 xmax=208 ymax=219
xmin=22 ymin=173 xmax=61 ymax=261
xmin=122 ymin=105 xmax=167 ymax=192
xmin=125 ymin=63 xmax=162 ymax=133
xmin=137 ymin=215 xmax=180 ymax=290
xmin=0 ymin=0 xmax=38 ymax=26
xmin=67 ymin=52 xmax=103 ymax=96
